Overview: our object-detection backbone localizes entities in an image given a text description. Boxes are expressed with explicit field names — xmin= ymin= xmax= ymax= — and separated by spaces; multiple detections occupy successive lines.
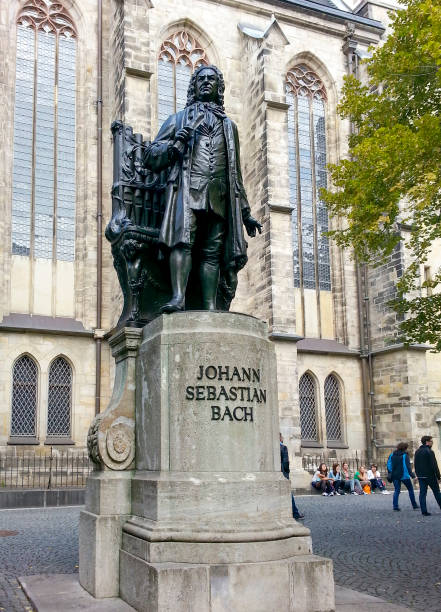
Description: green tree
xmin=321 ymin=0 xmax=441 ymax=349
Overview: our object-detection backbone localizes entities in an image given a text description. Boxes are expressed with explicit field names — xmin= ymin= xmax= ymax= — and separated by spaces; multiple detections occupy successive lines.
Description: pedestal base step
xmin=119 ymin=550 xmax=335 ymax=612
xmin=19 ymin=574 xmax=135 ymax=611
xmin=18 ymin=573 xmax=414 ymax=612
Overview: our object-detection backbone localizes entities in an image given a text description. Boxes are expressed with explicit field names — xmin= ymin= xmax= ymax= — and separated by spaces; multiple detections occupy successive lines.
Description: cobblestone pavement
xmin=0 ymin=507 xmax=78 ymax=611
xmin=298 ymin=491 xmax=441 ymax=611
xmin=1 ymin=495 xmax=440 ymax=611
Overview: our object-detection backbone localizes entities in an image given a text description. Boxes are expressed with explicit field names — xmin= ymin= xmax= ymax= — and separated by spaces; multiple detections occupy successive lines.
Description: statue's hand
xmin=171 ymin=127 xmax=194 ymax=157
xmin=244 ymin=216 xmax=262 ymax=237
xmin=175 ymin=127 xmax=193 ymax=144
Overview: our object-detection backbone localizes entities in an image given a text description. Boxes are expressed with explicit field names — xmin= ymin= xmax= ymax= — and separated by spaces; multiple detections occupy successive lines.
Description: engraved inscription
xmin=185 ymin=364 xmax=266 ymax=423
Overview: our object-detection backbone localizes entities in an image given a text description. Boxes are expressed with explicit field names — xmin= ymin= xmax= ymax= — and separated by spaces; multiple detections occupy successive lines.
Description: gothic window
xmin=11 ymin=355 xmax=38 ymax=438
xmin=299 ymin=372 xmax=318 ymax=442
xmin=158 ymin=31 xmax=208 ymax=125
xmin=47 ymin=357 xmax=72 ymax=438
xmin=324 ymin=374 xmax=343 ymax=442
xmin=12 ymin=1 xmax=77 ymax=261
xmin=286 ymin=65 xmax=331 ymax=291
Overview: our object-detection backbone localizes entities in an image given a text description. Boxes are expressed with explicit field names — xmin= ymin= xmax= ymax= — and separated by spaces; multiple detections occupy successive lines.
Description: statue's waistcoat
xmin=189 ymin=111 xmax=227 ymax=219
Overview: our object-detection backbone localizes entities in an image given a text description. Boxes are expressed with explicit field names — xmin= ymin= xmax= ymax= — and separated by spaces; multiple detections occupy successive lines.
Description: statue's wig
xmin=186 ymin=65 xmax=225 ymax=109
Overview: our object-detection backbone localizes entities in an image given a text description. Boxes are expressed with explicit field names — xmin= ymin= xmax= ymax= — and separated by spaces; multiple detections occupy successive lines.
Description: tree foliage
xmin=321 ymin=0 xmax=441 ymax=349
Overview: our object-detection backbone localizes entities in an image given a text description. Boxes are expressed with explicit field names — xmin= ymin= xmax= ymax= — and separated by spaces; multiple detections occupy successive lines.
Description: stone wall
xmin=0 ymin=0 xmax=113 ymax=447
xmin=367 ymin=244 xmax=405 ymax=351
xmin=0 ymin=332 xmax=98 ymax=446
xmin=297 ymin=351 xmax=365 ymax=452
xmin=365 ymin=232 xmax=440 ymax=452
xmin=372 ymin=347 xmax=434 ymax=451
xmin=4 ymin=0 xmax=439 ymax=464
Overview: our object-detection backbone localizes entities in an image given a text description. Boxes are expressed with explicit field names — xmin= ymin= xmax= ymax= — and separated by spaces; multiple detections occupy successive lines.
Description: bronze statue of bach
xmin=144 ymin=65 xmax=261 ymax=313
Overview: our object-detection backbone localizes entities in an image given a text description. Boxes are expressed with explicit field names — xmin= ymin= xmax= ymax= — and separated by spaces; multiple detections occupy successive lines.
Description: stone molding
xmin=0 ymin=314 xmax=93 ymax=337
xmin=269 ymin=332 xmax=304 ymax=342
xmin=268 ymin=202 xmax=293 ymax=213
xmin=262 ymin=88 xmax=290 ymax=110
xmin=87 ymin=327 xmax=142 ymax=470
xmin=370 ymin=342 xmax=430 ymax=356
xmin=297 ymin=337 xmax=358 ymax=355
xmin=125 ymin=66 xmax=152 ymax=80
xmin=7 ymin=437 xmax=39 ymax=446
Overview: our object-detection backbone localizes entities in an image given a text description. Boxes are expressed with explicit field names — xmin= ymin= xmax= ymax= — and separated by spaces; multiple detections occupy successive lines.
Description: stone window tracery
xmin=12 ymin=0 xmax=77 ymax=261
xmin=47 ymin=357 xmax=72 ymax=438
xmin=158 ymin=31 xmax=208 ymax=125
xmin=299 ymin=372 xmax=318 ymax=442
xmin=324 ymin=374 xmax=343 ymax=443
xmin=286 ymin=64 xmax=331 ymax=292
xmin=11 ymin=355 xmax=38 ymax=438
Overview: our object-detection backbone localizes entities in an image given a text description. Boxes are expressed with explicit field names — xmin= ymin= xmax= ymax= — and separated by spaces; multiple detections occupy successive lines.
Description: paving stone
xmin=0 ymin=507 xmax=79 ymax=611
xmin=336 ymin=586 xmax=411 ymax=611
xmin=298 ymin=491 xmax=441 ymax=611
xmin=2 ymin=497 xmax=441 ymax=611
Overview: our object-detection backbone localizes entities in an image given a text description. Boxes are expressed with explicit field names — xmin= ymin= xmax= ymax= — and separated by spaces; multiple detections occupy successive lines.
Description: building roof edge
xmin=271 ymin=0 xmax=385 ymax=31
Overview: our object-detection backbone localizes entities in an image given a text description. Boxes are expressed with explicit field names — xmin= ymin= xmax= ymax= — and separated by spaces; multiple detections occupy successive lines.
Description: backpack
xmin=387 ymin=453 xmax=393 ymax=482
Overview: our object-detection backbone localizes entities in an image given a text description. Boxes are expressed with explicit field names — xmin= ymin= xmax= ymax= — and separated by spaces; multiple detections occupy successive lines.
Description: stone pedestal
xmin=79 ymin=327 xmax=142 ymax=598
xmin=119 ymin=312 xmax=334 ymax=611
xmin=79 ymin=471 xmax=133 ymax=598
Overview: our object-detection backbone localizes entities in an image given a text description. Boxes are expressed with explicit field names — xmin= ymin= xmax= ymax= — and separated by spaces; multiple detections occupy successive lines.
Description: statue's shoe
xmin=160 ymin=297 xmax=185 ymax=314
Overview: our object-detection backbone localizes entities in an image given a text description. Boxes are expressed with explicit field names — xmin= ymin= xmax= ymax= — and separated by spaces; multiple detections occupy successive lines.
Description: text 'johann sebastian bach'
xmin=185 ymin=365 xmax=266 ymax=422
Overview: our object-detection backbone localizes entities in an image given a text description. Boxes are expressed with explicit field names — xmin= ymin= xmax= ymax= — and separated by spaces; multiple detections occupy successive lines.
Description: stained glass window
xmin=12 ymin=1 xmax=77 ymax=261
xmin=158 ymin=31 xmax=208 ymax=124
xmin=286 ymin=65 xmax=331 ymax=291
xmin=299 ymin=372 xmax=318 ymax=442
xmin=47 ymin=357 xmax=72 ymax=437
xmin=324 ymin=375 xmax=343 ymax=442
xmin=11 ymin=355 xmax=38 ymax=438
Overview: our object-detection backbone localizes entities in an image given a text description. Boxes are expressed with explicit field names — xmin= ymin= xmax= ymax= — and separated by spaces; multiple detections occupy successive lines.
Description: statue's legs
xmin=161 ymin=212 xmax=225 ymax=313
xmin=199 ymin=214 xmax=224 ymax=311
xmin=161 ymin=247 xmax=192 ymax=313
xmin=200 ymin=262 xmax=219 ymax=310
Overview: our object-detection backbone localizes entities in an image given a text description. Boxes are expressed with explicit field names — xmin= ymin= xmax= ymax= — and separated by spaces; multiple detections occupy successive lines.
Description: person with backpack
xmin=414 ymin=435 xmax=441 ymax=516
xmin=387 ymin=442 xmax=419 ymax=511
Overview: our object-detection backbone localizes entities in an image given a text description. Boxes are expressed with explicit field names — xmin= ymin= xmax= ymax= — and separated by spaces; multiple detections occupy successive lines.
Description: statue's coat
xmin=144 ymin=103 xmax=250 ymax=273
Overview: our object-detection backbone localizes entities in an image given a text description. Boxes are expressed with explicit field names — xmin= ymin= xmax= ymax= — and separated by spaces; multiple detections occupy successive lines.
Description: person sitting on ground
xmin=355 ymin=465 xmax=371 ymax=493
xmin=312 ymin=463 xmax=335 ymax=496
xmin=387 ymin=441 xmax=419 ymax=512
xmin=341 ymin=462 xmax=363 ymax=494
xmin=329 ymin=462 xmax=345 ymax=495
xmin=367 ymin=464 xmax=390 ymax=494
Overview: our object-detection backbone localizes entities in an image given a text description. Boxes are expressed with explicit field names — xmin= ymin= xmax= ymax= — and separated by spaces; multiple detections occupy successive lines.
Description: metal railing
xmin=302 ymin=450 xmax=392 ymax=476
xmin=0 ymin=447 xmax=93 ymax=489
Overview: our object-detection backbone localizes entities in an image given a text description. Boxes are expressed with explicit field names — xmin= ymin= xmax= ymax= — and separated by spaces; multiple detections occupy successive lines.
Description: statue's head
xmin=186 ymin=65 xmax=225 ymax=109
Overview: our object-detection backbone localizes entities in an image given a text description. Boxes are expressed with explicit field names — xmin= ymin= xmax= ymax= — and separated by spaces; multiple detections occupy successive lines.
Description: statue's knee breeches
xmin=187 ymin=210 xmax=225 ymax=266
xmin=200 ymin=220 xmax=225 ymax=265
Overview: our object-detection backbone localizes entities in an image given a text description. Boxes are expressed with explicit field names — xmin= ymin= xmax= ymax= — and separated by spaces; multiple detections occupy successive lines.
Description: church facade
xmin=1 ymin=0 xmax=440 ymax=470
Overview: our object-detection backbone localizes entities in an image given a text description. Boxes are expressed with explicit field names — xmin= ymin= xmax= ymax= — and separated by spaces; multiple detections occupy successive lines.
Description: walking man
xmin=387 ymin=442 xmax=419 ymax=511
xmin=280 ymin=433 xmax=304 ymax=520
xmin=414 ymin=435 xmax=441 ymax=516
